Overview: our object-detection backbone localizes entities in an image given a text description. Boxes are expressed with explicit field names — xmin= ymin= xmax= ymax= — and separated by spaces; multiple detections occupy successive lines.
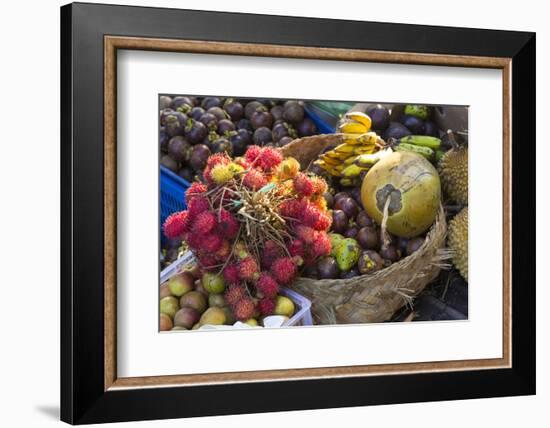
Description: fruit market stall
xmin=159 ymin=96 xmax=468 ymax=331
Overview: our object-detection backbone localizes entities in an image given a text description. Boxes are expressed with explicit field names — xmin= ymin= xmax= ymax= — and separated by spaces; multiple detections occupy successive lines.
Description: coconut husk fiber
xmin=281 ymin=134 xmax=451 ymax=324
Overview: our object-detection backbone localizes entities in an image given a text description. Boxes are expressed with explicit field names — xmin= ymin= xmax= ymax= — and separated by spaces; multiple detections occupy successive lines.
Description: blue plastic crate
xmin=304 ymin=105 xmax=336 ymax=134
xmin=160 ymin=166 xmax=190 ymax=229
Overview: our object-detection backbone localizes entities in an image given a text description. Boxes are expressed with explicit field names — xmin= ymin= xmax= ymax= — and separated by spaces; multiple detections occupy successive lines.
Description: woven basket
xmin=281 ymin=134 xmax=450 ymax=324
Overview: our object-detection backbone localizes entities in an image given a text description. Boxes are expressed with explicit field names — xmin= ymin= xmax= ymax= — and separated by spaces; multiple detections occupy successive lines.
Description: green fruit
xmin=404 ymin=104 xmax=430 ymax=120
xmin=244 ymin=318 xmax=258 ymax=326
xmin=222 ymin=306 xmax=236 ymax=324
xmin=328 ymin=233 xmax=345 ymax=257
xmin=274 ymin=296 xmax=295 ymax=318
xmin=361 ymin=151 xmax=441 ymax=238
xmin=202 ymin=272 xmax=225 ymax=294
xmin=160 ymin=296 xmax=179 ymax=318
xmin=208 ymin=294 xmax=226 ymax=308
xmin=180 ymin=291 xmax=207 ymax=314
xmin=168 ymin=272 xmax=194 ymax=297
xmin=334 ymin=238 xmax=361 ymax=271
xmin=159 ymin=313 xmax=173 ymax=331
xmin=200 ymin=307 xmax=227 ymax=325
xmin=173 ymin=307 xmax=200 ymax=329
xmin=172 ymin=326 xmax=187 ymax=331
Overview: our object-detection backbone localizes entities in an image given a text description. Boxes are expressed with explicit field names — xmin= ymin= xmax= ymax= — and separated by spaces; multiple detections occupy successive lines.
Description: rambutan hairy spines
xmin=163 ymin=211 xmax=190 ymax=239
xmin=313 ymin=211 xmax=332 ymax=231
xmin=258 ymin=147 xmax=283 ymax=171
xmin=198 ymin=253 xmax=218 ymax=271
xmin=279 ymin=198 xmax=307 ymax=220
xmin=310 ymin=176 xmax=328 ymax=196
xmin=242 ymin=169 xmax=268 ymax=190
xmin=301 ymin=204 xmax=321 ymax=228
xmin=224 ymin=285 xmax=246 ymax=306
xmin=192 ymin=211 xmax=216 ymax=234
xmin=261 ymin=240 xmax=285 ymax=269
xmin=293 ymin=173 xmax=314 ymax=197
xmin=295 ymin=225 xmax=318 ymax=245
xmin=244 ymin=145 xmax=262 ymax=164
xmin=217 ymin=209 xmax=240 ymax=239
xmin=233 ymin=298 xmax=256 ymax=321
xmin=271 ymin=257 xmax=298 ymax=285
xmin=258 ymin=297 xmax=276 ymax=316
xmin=312 ymin=232 xmax=331 ymax=258
xmin=187 ymin=196 xmax=209 ymax=219
xmin=185 ymin=182 xmax=207 ymax=202
xmin=223 ymin=264 xmax=240 ymax=286
xmin=256 ymin=273 xmax=279 ymax=298
xmin=206 ymin=152 xmax=231 ymax=168
xmin=288 ymin=239 xmax=306 ymax=258
xmin=200 ymin=233 xmax=223 ymax=253
xmin=215 ymin=239 xmax=231 ymax=260
xmin=238 ymin=257 xmax=260 ymax=281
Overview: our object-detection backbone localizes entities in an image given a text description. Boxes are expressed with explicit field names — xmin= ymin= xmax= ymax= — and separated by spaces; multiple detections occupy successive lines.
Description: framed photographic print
xmin=60 ymin=2 xmax=536 ymax=424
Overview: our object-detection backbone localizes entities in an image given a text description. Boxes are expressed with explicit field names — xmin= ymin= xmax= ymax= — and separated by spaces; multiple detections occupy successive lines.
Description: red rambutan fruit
xmin=192 ymin=211 xmax=216 ymax=234
xmin=206 ymin=152 xmax=231 ymax=168
xmin=234 ymin=157 xmax=251 ymax=170
xmin=312 ymin=232 xmax=331 ymax=258
xmin=313 ymin=211 xmax=332 ymax=231
xmin=261 ymin=240 xmax=285 ymax=269
xmin=293 ymin=173 xmax=315 ymax=197
xmin=242 ymin=169 xmax=268 ymax=190
xmin=163 ymin=211 xmax=190 ymax=239
xmin=279 ymin=198 xmax=307 ymax=220
xmin=223 ymin=264 xmax=240 ymax=286
xmin=224 ymin=285 xmax=246 ymax=306
xmin=238 ymin=256 xmax=260 ymax=281
xmin=198 ymin=253 xmax=218 ymax=271
xmin=301 ymin=204 xmax=321 ymax=228
xmin=233 ymin=298 xmax=256 ymax=321
xmin=258 ymin=297 xmax=276 ymax=316
xmin=288 ymin=239 xmax=306 ymax=258
xmin=295 ymin=225 xmax=318 ymax=245
xmin=202 ymin=165 xmax=214 ymax=184
xmin=258 ymin=147 xmax=283 ymax=171
xmin=201 ymin=233 xmax=223 ymax=253
xmin=244 ymin=145 xmax=262 ymax=164
xmin=217 ymin=209 xmax=240 ymax=239
xmin=256 ymin=273 xmax=279 ymax=298
xmin=271 ymin=257 xmax=298 ymax=285
xmin=310 ymin=176 xmax=328 ymax=195
xmin=187 ymin=196 xmax=209 ymax=219
xmin=215 ymin=239 xmax=232 ymax=260
xmin=185 ymin=182 xmax=207 ymax=202
xmin=186 ymin=232 xmax=202 ymax=249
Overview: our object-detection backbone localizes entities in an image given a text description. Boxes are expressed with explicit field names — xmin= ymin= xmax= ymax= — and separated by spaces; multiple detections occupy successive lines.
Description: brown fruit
xmin=173 ymin=307 xmax=200 ymax=329
xmin=179 ymin=291 xmax=207 ymax=314
xmin=356 ymin=226 xmax=379 ymax=250
xmin=357 ymin=250 xmax=384 ymax=274
xmin=160 ymin=313 xmax=173 ymax=331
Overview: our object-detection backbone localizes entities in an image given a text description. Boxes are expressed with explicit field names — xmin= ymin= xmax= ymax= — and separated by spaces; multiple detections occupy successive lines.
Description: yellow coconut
xmin=361 ymin=151 xmax=441 ymax=238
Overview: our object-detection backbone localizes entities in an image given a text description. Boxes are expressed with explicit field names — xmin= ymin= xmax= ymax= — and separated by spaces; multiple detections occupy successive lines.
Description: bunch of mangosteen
xmin=159 ymin=95 xmax=318 ymax=182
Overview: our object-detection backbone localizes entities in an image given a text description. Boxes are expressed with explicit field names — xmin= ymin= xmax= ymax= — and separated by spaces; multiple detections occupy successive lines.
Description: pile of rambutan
xmin=163 ymin=145 xmax=332 ymax=322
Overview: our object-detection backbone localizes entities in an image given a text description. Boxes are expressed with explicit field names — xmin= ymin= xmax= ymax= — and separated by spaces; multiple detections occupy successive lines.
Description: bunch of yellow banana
xmin=315 ymin=112 xmax=386 ymax=185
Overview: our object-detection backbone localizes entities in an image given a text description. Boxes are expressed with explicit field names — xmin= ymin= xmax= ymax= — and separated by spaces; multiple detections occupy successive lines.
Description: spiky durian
xmin=448 ymin=207 xmax=468 ymax=281
xmin=439 ymin=147 xmax=468 ymax=205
